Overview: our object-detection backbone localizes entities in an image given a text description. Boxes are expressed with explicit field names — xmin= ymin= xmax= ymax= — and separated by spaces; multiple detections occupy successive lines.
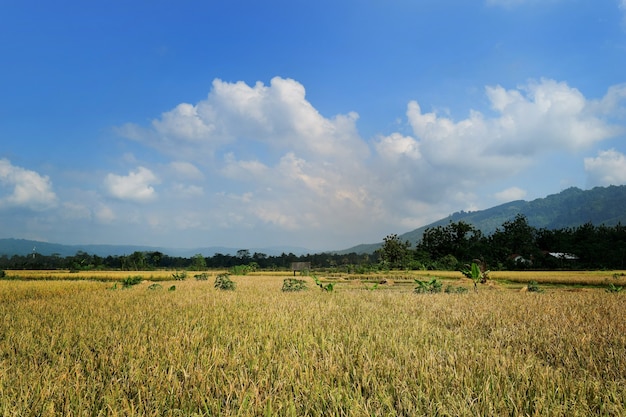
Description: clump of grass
xmin=0 ymin=270 xmax=5 ymax=278
xmin=606 ymin=283 xmax=624 ymax=293
xmin=214 ymin=273 xmax=235 ymax=290
xmin=147 ymin=283 xmax=163 ymax=290
xmin=414 ymin=278 xmax=442 ymax=294
xmin=282 ymin=278 xmax=307 ymax=292
xmin=168 ymin=285 xmax=176 ymax=291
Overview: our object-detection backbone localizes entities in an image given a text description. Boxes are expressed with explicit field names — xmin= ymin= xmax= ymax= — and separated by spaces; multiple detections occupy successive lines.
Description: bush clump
xmin=445 ymin=284 xmax=468 ymax=294
xmin=414 ymin=278 xmax=442 ymax=294
xmin=194 ymin=273 xmax=210 ymax=281
xmin=214 ymin=273 xmax=235 ymax=291
xmin=172 ymin=271 xmax=187 ymax=280
xmin=121 ymin=276 xmax=143 ymax=288
xmin=282 ymin=278 xmax=307 ymax=292
xmin=0 ymin=270 xmax=5 ymax=278
xmin=527 ymin=281 xmax=543 ymax=293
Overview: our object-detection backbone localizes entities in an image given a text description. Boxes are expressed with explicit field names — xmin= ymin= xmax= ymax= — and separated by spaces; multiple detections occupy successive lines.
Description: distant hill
xmin=0 ymin=239 xmax=312 ymax=258
xmin=340 ymin=185 xmax=626 ymax=254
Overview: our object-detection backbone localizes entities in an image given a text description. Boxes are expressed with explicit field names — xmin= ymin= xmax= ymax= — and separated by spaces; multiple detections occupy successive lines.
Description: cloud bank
xmin=3 ymin=77 xmax=625 ymax=249
xmin=108 ymin=77 xmax=626 ymax=248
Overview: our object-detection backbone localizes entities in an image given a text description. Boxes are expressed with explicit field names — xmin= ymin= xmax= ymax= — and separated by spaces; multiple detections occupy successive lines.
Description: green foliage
xmin=172 ymin=271 xmax=187 ymax=281
xmin=378 ymin=234 xmax=412 ymax=270
xmin=214 ymin=273 xmax=236 ymax=291
xmin=460 ymin=260 xmax=489 ymax=292
xmin=312 ymin=275 xmax=335 ymax=292
xmin=147 ymin=283 xmax=163 ymax=290
xmin=606 ymin=283 xmax=624 ymax=293
xmin=0 ymin=270 xmax=5 ymax=278
xmin=168 ymin=285 xmax=176 ymax=291
xmin=194 ymin=272 xmax=210 ymax=281
xmin=230 ymin=263 xmax=258 ymax=275
xmin=414 ymin=278 xmax=442 ymax=294
xmin=364 ymin=282 xmax=380 ymax=291
xmin=418 ymin=221 xmax=483 ymax=262
xmin=434 ymin=254 xmax=460 ymax=271
xmin=445 ymin=284 xmax=468 ymax=294
xmin=230 ymin=265 xmax=250 ymax=275
xmin=121 ymin=275 xmax=142 ymax=288
xmin=526 ymin=281 xmax=543 ymax=293
xmin=281 ymin=278 xmax=307 ymax=292
xmin=190 ymin=254 xmax=207 ymax=271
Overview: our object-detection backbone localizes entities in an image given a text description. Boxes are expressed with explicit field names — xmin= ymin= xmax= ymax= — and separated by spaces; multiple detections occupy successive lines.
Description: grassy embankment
xmin=0 ymin=272 xmax=624 ymax=415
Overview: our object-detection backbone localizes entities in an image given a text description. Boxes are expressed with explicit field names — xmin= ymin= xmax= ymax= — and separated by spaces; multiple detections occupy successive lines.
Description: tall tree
xmin=378 ymin=234 xmax=412 ymax=269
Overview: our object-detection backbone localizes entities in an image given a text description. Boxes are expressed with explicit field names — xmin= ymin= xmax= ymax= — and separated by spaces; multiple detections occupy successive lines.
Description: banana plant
xmin=312 ymin=275 xmax=335 ymax=292
xmin=460 ymin=261 xmax=489 ymax=292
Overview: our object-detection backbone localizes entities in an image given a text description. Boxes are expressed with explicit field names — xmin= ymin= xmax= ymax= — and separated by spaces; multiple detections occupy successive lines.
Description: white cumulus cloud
xmin=104 ymin=166 xmax=159 ymax=202
xmin=0 ymin=159 xmax=57 ymax=210
xmin=584 ymin=149 xmax=626 ymax=186
xmin=109 ymin=76 xmax=626 ymax=248
xmin=405 ymin=79 xmax=623 ymax=183
xmin=118 ymin=77 xmax=368 ymax=162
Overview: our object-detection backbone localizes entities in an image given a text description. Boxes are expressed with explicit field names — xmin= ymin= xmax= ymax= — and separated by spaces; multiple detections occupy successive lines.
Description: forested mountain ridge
xmin=343 ymin=185 xmax=626 ymax=254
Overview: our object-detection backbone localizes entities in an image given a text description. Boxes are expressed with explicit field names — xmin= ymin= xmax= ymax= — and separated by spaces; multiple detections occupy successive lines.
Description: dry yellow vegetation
xmin=0 ymin=273 xmax=624 ymax=415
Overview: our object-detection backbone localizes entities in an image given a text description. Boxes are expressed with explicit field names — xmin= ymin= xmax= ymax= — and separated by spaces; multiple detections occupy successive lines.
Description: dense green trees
xmin=378 ymin=234 xmax=412 ymax=269
xmin=1 ymin=216 xmax=625 ymax=271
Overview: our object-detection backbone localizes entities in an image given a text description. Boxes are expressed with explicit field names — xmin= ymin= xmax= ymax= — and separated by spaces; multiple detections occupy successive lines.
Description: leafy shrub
xmin=214 ymin=273 xmax=236 ymax=291
xmin=526 ymin=281 xmax=543 ymax=293
xmin=172 ymin=271 xmax=187 ymax=280
xmin=444 ymin=284 xmax=468 ymax=294
xmin=414 ymin=278 xmax=442 ymax=294
xmin=282 ymin=278 xmax=307 ymax=292
xmin=121 ymin=276 xmax=143 ymax=288
xmin=606 ymin=283 xmax=624 ymax=293
xmin=194 ymin=273 xmax=210 ymax=281
xmin=230 ymin=264 xmax=258 ymax=275
xmin=147 ymin=283 xmax=163 ymax=290
xmin=168 ymin=285 xmax=176 ymax=291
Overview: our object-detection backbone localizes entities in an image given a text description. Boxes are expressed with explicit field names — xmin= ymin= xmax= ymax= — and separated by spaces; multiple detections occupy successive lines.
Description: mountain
xmin=0 ymin=239 xmax=312 ymax=258
xmin=339 ymin=185 xmax=626 ymax=254
xmin=3 ymin=185 xmax=625 ymax=258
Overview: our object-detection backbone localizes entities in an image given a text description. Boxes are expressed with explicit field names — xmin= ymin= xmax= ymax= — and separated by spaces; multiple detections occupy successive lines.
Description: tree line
xmin=1 ymin=215 xmax=625 ymax=271
xmin=379 ymin=215 xmax=626 ymax=270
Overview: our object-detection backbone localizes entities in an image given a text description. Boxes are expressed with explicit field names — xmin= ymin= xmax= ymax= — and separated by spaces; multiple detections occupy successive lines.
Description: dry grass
xmin=1 ymin=270 xmax=229 ymax=282
xmin=0 ymin=274 xmax=624 ymax=415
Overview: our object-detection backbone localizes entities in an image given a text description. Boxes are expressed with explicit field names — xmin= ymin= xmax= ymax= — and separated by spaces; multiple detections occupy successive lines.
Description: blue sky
xmin=1 ymin=0 xmax=626 ymax=252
